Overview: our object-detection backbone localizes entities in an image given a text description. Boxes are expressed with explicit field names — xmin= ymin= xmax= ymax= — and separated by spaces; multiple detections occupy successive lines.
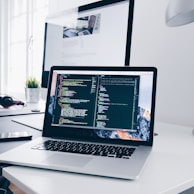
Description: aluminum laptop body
xmin=0 ymin=66 xmax=157 ymax=180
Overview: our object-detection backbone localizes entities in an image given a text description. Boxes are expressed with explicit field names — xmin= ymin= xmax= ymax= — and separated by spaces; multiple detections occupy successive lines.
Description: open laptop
xmin=0 ymin=66 xmax=157 ymax=180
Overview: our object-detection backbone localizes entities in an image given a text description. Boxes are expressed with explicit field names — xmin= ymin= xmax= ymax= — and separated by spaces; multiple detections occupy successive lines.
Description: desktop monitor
xmin=41 ymin=0 xmax=135 ymax=88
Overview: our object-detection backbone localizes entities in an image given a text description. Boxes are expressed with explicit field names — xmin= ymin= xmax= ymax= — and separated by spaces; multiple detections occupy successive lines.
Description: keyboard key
xmin=32 ymin=140 xmax=136 ymax=159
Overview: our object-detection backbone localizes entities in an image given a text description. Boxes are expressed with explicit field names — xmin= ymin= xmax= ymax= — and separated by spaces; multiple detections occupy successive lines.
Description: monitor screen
xmin=42 ymin=0 xmax=135 ymax=88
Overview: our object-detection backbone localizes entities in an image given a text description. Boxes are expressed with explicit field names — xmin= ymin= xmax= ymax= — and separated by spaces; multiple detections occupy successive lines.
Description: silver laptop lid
xmin=43 ymin=66 xmax=157 ymax=147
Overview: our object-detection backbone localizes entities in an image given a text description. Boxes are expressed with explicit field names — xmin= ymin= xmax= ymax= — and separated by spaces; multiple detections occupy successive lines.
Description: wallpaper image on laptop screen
xmin=48 ymin=70 xmax=154 ymax=142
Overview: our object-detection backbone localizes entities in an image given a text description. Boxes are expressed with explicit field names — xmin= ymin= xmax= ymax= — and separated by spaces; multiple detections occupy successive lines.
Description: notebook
xmin=0 ymin=66 xmax=157 ymax=180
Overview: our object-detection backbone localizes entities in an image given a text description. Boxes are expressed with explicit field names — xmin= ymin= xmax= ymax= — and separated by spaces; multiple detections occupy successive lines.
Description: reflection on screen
xmin=44 ymin=1 xmax=130 ymax=70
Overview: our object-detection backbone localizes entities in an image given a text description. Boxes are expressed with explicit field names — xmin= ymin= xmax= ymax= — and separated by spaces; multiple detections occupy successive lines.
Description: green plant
xmin=26 ymin=77 xmax=40 ymax=88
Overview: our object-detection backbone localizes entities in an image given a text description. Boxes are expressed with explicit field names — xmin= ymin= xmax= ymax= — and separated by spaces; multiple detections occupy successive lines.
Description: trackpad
xmin=44 ymin=154 xmax=92 ymax=167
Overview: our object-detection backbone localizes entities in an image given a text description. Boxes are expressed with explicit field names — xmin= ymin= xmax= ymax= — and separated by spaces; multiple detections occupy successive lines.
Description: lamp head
xmin=166 ymin=0 xmax=194 ymax=27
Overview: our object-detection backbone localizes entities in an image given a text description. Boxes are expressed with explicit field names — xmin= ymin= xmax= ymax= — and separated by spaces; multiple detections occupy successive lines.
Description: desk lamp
xmin=165 ymin=0 xmax=194 ymax=27
xmin=165 ymin=0 xmax=194 ymax=135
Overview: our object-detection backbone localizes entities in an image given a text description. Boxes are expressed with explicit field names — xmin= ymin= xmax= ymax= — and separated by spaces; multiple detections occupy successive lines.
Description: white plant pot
xmin=25 ymin=88 xmax=41 ymax=103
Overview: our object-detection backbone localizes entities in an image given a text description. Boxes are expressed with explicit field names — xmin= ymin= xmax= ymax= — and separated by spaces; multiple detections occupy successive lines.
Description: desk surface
xmin=0 ymin=116 xmax=42 ymax=154
xmin=0 ymin=100 xmax=45 ymax=117
xmin=0 ymin=102 xmax=45 ymax=153
xmin=2 ymin=122 xmax=194 ymax=194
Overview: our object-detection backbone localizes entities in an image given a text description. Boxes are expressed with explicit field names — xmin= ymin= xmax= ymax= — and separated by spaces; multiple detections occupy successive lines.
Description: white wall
xmin=48 ymin=0 xmax=194 ymax=127
xmin=131 ymin=0 xmax=194 ymax=127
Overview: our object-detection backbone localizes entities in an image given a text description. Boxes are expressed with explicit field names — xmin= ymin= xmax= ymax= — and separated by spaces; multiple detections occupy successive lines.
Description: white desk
xmin=0 ymin=100 xmax=45 ymax=117
xmin=2 ymin=122 xmax=194 ymax=194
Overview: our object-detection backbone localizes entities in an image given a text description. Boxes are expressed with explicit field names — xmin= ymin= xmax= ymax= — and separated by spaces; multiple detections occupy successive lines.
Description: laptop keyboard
xmin=32 ymin=140 xmax=136 ymax=159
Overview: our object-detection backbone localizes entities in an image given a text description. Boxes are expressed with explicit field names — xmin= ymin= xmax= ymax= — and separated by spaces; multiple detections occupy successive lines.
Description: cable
xmin=192 ymin=129 xmax=194 ymax=136
xmin=0 ymin=188 xmax=7 ymax=194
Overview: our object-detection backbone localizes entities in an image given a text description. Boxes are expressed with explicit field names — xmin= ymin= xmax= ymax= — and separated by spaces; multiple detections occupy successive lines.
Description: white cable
xmin=0 ymin=188 xmax=7 ymax=194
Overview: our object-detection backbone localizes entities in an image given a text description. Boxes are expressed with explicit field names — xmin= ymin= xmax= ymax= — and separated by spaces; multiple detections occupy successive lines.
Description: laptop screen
xmin=44 ymin=66 xmax=157 ymax=146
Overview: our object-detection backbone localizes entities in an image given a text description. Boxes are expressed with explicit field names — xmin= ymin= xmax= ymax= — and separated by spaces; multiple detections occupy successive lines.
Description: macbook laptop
xmin=0 ymin=66 xmax=157 ymax=180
